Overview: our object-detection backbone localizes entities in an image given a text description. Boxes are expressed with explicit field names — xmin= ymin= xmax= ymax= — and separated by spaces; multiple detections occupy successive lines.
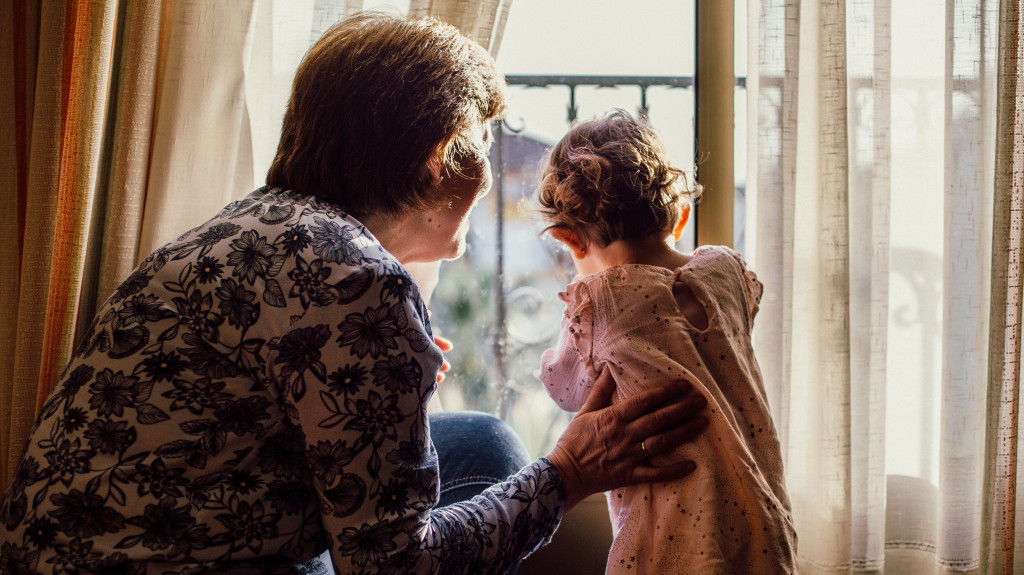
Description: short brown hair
xmin=537 ymin=110 xmax=700 ymax=247
xmin=267 ymin=12 xmax=506 ymax=220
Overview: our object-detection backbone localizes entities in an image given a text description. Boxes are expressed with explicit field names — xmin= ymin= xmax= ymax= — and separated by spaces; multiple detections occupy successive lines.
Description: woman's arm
xmin=278 ymin=254 xmax=565 ymax=574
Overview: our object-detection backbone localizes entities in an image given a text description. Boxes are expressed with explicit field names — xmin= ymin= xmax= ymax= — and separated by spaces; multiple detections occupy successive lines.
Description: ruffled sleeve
xmin=724 ymin=247 xmax=764 ymax=327
xmin=539 ymin=280 xmax=598 ymax=412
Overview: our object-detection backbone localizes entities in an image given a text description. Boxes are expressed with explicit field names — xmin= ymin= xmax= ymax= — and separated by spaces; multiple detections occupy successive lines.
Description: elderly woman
xmin=0 ymin=13 xmax=707 ymax=574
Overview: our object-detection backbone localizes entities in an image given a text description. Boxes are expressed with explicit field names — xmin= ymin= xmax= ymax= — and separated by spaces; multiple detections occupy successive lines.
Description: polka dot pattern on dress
xmin=541 ymin=246 xmax=796 ymax=574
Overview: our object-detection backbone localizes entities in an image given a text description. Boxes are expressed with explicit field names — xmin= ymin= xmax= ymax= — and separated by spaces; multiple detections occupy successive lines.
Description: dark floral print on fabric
xmin=0 ymin=187 xmax=564 ymax=574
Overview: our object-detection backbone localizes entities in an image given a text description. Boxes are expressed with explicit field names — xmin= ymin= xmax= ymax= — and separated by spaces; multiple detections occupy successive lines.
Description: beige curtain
xmin=135 ymin=0 xmax=369 ymax=259
xmin=983 ymin=2 xmax=1024 ymax=573
xmin=409 ymin=0 xmax=513 ymax=54
xmin=78 ymin=0 xmax=162 ymax=356
xmin=133 ymin=0 xmax=260 ymax=260
xmin=748 ymin=0 xmax=1022 ymax=572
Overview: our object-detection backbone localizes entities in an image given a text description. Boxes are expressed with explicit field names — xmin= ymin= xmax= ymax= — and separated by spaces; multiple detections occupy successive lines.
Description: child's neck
xmin=576 ymin=233 xmax=692 ymax=277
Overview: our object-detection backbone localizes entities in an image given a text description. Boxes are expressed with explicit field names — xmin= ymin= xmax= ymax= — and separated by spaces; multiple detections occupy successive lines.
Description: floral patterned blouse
xmin=0 ymin=187 xmax=564 ymax=575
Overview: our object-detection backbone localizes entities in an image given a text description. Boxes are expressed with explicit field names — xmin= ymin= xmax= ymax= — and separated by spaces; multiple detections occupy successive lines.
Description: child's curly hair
xmin=537 ymin=110 xmax=701 ymax=247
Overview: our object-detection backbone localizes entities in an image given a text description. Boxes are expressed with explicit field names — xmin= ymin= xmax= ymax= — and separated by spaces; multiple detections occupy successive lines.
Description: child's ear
xmin=673 ymin=203 xmax=692 ymax=242
xmin=550 ymin=227 xmax=588 ymax=259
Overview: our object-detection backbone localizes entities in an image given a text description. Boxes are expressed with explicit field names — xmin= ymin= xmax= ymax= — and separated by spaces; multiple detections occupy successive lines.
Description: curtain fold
xmin=847 ymin=0 xmax=890 ymax=569
xmin=748 ymin=0 xmax=800 ymax=465
xmin=3 ymin=0 xmax=68 ymax=488
xmin=135 ymin=0 xmax=258 ymax=259
xmin=77 ymin=0 xmax=162 ymax=345
xmin=409 ymin=0 xmax=513 ymax=54
xmin=784 ymin=1 xmax=855 ymax=571
xmin=937 ymin=0 xmax=996 ymax=567
xmin=0 ymin=0 xmax=26 ymax=490
xmin=38 ymin=0 xmax=119 ymax=409
xmin=983 ymin=2 xmax=1024 ymax=574
xmin=1 ymin=0 xmax=119 ymax=489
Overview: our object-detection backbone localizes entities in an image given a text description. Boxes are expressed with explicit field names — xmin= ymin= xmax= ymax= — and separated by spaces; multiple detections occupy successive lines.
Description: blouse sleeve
xmin=274 ymin=254 xmax=564 ymax=575
xmin=539 ymin=281 xmax=599 ymax=412
xmin=723 ymin=247 xmax=763 ymax=327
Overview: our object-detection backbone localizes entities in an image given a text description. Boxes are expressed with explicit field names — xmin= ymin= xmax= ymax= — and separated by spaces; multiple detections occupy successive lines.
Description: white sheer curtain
xmin=136 ymin=0 xmax=355 ymax=257
xmin=135 ymin=0 xmax=511 ymax=258
xmin=408 ymin=0 xmax=513 ymax=53
xmin=747 ymin=0 xmax=1023 ymax=573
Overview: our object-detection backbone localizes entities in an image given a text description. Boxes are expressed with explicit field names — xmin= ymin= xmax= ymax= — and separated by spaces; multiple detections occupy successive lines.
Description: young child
xmin=537 ymin=111 xmax=796 ymax=574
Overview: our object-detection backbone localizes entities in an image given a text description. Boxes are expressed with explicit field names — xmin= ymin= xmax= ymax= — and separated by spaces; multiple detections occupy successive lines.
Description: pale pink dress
xmin=540 ymin=246 xmax=796 ymax=574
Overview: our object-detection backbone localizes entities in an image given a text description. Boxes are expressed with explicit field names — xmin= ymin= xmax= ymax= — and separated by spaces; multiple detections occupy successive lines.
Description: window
xmin=428 ymin=0 xmax=746 ymax=457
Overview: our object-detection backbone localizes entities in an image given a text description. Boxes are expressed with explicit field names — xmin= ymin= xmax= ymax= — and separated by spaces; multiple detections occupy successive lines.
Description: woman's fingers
xmin=547 ymin=375 xmax=709 ymax=511
xmin=642 ymin=415 xmax=709 ymax=458
xmin=614 ymin=377 xmax=695 ymax=423
xmin=629 ymin=390 xmax=706 ymax=441
xmin=631 ymin=460 xmax=698 ymax=485
xmin=608 ymin=378 xmax=706 ymax=453
xmin=577 ymin=368 xmax=616 ymax=414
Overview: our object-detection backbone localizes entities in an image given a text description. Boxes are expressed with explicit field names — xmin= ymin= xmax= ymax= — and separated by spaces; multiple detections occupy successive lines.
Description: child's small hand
xmin=435 ymin=335 xmax=453 ymax=382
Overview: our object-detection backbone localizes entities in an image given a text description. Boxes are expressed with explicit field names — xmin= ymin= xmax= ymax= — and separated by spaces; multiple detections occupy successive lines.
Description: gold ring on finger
xmin=641 ymin=439 xmax=650 ymax=458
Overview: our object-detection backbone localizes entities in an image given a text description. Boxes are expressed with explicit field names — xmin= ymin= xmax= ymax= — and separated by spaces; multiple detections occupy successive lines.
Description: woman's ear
xmin=426 ymin=156 xmax=444 ymax=187
xmin=673 ymin=203 xmax=692 ymax=242
xmin=550 ymin=227 xmax=588 ymax=259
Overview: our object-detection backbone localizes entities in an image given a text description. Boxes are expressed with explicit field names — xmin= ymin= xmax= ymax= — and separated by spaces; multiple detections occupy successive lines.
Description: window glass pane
xmin=498 ymin=0 xmax=695 ymax=76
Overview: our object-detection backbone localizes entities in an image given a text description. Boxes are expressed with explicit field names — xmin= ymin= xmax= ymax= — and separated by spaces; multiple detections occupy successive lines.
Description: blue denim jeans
xmin=429 ymin=410 xmax=533 ymax=507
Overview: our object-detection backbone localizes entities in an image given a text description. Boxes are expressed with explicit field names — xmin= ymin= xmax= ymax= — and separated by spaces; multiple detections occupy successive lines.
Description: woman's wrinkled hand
xmin=546 ymin=368 xmax=709 ymax=511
